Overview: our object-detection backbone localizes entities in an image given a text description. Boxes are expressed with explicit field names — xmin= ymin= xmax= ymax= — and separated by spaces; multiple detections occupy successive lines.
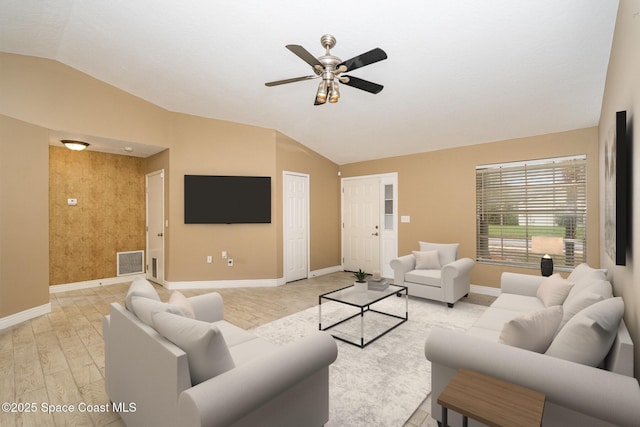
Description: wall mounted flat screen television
xmin=184 ymin=175 xmax=271 ymax=224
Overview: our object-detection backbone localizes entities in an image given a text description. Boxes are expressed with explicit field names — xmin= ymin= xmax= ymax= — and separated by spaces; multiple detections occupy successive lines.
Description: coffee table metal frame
xmin=318 ymin=284 xmax=408 ymax=348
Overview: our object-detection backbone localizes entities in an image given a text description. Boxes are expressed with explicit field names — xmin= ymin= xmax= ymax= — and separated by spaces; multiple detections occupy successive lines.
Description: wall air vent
xmin=117 ymin=250 xmax=144 ymax=276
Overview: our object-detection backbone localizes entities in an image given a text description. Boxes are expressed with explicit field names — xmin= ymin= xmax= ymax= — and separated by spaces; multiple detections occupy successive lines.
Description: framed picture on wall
xmin=604 ymin=110 xmax=629 ymax=266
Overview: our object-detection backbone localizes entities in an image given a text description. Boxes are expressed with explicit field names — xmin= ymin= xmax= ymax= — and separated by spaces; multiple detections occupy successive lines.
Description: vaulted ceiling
xmin=0 ymin=1 xmax=618 ymax=164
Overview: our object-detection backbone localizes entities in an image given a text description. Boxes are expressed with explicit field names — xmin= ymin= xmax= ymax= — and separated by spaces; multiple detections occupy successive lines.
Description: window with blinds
xmin=476 ymin=155 xmax=587 ymax=270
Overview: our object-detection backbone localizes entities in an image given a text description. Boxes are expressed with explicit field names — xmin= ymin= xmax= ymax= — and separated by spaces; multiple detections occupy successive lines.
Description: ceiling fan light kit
xmin=265 ymin=34 xmax=387 ymax=105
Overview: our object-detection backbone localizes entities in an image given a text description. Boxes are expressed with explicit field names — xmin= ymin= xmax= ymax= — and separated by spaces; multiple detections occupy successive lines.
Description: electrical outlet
xmin=207 ymin=256 xmax=212 ymax=263
xmin=227 ymin=257 xmax=233 ymax=267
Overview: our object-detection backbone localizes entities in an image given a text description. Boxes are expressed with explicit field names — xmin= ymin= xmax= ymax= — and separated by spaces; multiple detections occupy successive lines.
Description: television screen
xmin=184 ymin=175 xmax=271 ymax=224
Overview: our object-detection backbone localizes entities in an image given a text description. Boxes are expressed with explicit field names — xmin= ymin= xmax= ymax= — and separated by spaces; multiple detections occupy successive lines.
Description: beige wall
xmin=49 ymin=146 xmax=146 ymax=285
xmin=598 ymin=0 xmax=640 ymax=381
xmin=0 ymin=53 xmax=342 ymax=322
xmin=275 ymin=132 xmax=341 ymax=274
xmin=164 ymin=113 xmax=279 ymax=282
xmin=0 ymin=53 xmax=169 ymax=147
xmin=0 ymin=116 xmax=49 ymax=317
xmin=340 ymin=127 xmax=600 ymax=288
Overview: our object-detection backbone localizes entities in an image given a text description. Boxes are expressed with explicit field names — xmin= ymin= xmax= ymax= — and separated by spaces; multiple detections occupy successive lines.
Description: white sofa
xmin=103 ymin=278 xmax=338 ymax=427
xmin=425 ymin=264 xmax=640 ymax=427
xmin=390 ymin=242 xmax=474 ymax=307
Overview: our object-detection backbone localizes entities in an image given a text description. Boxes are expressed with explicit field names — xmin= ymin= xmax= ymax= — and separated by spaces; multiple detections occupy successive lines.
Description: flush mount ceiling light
xmin=61 ymin=139 xmax=90 ymax=151
xmin=265 ymin=34 xmax=387 ymax=105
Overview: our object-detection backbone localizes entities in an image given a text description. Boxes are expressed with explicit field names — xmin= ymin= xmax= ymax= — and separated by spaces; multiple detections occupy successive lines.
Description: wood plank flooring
xmin=0 ymin=272 xmax=493 ymax=427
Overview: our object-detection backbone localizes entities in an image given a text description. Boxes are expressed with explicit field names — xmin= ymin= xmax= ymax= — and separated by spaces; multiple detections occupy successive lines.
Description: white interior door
xmin=283 ymin=172 xmax=309 ymax=282
xmin=146 ymin=170 xmax=165 ymax=284
xmin=342 ymin=177 xmax=381 ymax=274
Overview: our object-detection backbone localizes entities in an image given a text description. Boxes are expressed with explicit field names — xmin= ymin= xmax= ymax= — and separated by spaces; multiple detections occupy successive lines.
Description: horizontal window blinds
xmin=476 ymin=155 xmax=587 ymax=269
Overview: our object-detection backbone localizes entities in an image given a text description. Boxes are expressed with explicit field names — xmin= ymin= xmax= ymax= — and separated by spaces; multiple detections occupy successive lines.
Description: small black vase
xmin=540 ymin=256 xmax=553 ymax=277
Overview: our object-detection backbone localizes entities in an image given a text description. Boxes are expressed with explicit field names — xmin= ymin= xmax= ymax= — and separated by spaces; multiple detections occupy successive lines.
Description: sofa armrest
xmin=390 ymin=254 xmax=416 ymax=285
xmin=425 ymin=328 xmax=640 ymax=426
xmin=187 ymin=292 xmax=224 ymax=322
xmin=500 ymin=272 xmax=544 ymax=296
xmin=442 ymin=258 xmax=474 ymax=279
xmin=178 ymin=331 xmax=338 ymax=427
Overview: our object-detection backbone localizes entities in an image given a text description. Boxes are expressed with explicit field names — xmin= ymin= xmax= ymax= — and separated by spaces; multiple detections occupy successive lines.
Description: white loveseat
xmin=425 ymin=264 xmax=640 ymax=427
xmin=103 ymin=278 xmax=338 ymax=427
xmin=390 ymin=242 xmax=474 ymax=307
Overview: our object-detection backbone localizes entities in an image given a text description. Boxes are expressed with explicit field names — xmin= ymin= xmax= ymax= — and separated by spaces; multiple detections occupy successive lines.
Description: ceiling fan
xmin=265 ymin=34 xmax=387 ymax=105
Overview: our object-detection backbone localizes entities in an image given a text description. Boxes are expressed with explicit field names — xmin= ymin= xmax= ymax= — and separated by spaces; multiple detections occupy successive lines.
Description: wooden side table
xmin=437 ymin=368 xmax=545 ymax=427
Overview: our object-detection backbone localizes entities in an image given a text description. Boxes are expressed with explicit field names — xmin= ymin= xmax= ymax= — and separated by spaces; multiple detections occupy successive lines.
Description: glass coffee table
xmin=318 ymin=284 xmax=408 ymax=348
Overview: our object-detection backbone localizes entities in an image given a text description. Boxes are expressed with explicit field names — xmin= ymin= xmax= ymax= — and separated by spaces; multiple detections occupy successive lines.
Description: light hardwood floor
xmin=0 ymin=272 xmax=493 ymax=427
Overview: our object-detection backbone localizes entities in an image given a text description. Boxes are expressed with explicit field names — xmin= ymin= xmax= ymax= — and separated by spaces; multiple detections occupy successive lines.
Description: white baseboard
xmin=49 ymin=274 xmax=145 ymax=294
xmin=470 ymin=284 xmax=501 ymax=297
xmin=165 ymin=266 xmax=345 ymax=290
xmin=310 ymin=265 xmax=342 ymax=277
xmin=164 ymin=277 xmax=287 ymax=290
xmin=0 ymin=303 xmax=51 ymax=330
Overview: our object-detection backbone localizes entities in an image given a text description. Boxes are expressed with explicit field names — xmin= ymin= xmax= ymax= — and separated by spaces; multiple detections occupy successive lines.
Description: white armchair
xmin=390 ymin=242 xmax=474 ymax=307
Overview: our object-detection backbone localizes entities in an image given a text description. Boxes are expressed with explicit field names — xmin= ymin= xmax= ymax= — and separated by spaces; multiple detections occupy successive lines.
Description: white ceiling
xmin=0 ymin=0 xmax=619 ymax=164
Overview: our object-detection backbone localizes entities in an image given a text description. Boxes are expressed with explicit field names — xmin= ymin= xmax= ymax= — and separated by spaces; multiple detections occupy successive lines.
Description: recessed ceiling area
xmin=0 ymin=1 xmax=619 ymax=164
xmin=49 ymin=130 xmax=167 ymax=158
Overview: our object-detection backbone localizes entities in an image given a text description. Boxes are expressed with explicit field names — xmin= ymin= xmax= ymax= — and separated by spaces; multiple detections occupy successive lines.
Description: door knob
xmin=157 ymin=233 xmax=163 ymax=237
xmin=372 ymin=232 xmax=379 ymax=236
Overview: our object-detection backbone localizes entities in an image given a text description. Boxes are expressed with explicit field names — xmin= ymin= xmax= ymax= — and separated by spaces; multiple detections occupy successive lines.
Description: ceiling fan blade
xmin=286 ymin=44 xmax=323 ymax=68
xmin=265 ymin=75 xmax=318 ymax=87
xmin=341 ymin=75 xmax=384 ymax=94
xmin=338 ymin=48 xmax=387 ymax=72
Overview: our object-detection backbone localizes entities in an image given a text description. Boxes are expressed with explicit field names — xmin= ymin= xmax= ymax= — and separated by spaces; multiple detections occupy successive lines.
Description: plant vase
xmin=354 ymin=281 xmax=368 ymax=292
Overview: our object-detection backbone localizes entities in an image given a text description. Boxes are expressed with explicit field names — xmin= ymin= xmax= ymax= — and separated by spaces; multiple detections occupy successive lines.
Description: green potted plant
xmin=353 ymin=269 xmax=370 ymax=292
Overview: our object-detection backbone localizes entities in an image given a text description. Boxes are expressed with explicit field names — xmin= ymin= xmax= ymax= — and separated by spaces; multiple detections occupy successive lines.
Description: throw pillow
xmin=418 ymin=242 xmax=459 ymax=266
xmin=169 ymin=291 xmax=196 ymax=319
xmin=545 ymin=297 xmax=624 ymax=367
xmin=413 ymin=250 xmax=441 ymax=270
xmin=536 ymin=274 xmax=574 ymax=307
xmin=125 ymin=277 xmax=160 ymax=311
xmin=558 ymin=281 xmax=613 ymax=333
xmin=557 ymin=292 xmax=605 ymax=334
xmin=498 ymin=306 xmax=563 ymax=353
xmin=565 ymin=277 xmax=612 ymax=304
xmin=152 ymin=311 xmax=235 ymax=385
xmin=567 ymin=263 xmax=607 ymax=284
xmin=130 ymin=296 xmax=184 ymax=326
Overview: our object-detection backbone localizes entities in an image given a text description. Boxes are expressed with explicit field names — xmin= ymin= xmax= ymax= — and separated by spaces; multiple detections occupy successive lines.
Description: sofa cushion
xmin=169 ymin=291 xmax=196 ymax=319
xmin=152 ymin=311 xmax=235 ymax=386
xmin=413 ymin=250 xmax=441 ymax=269
xmin=405 ymin=269 xmax=442 ymax=287
xmin=130 ymin=296 xmax=184 ymax=326
xmin=418 ymin=242 xmax=458 ymax=266
xmin=228 ymin=336 xmax=279 ymax=366
xmin=536 ymin=274 xmax=573 ymax=307
xmin=498 ymin=305 xmax=563 ymax=353
xmin=214 ymin=321 xmax=259 ymax=347
xmin=473 ymin=307 xmax=530 ymax=332
xmin=125 ymin=277 xmax=160 ymax=311
xmin=558 ymin=281 xmax=612 ymax=332
xmin=490 ymin=294 xmax=545 ymax=313
xmin=545 ymin=297 xmax=624 ymax=367
xmin=466 ymin=326 xmax=502 ymax=342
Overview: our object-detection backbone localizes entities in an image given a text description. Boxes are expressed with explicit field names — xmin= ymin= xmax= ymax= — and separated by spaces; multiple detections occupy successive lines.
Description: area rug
xmin=251 ymin=296 xmax=487 ymax=427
